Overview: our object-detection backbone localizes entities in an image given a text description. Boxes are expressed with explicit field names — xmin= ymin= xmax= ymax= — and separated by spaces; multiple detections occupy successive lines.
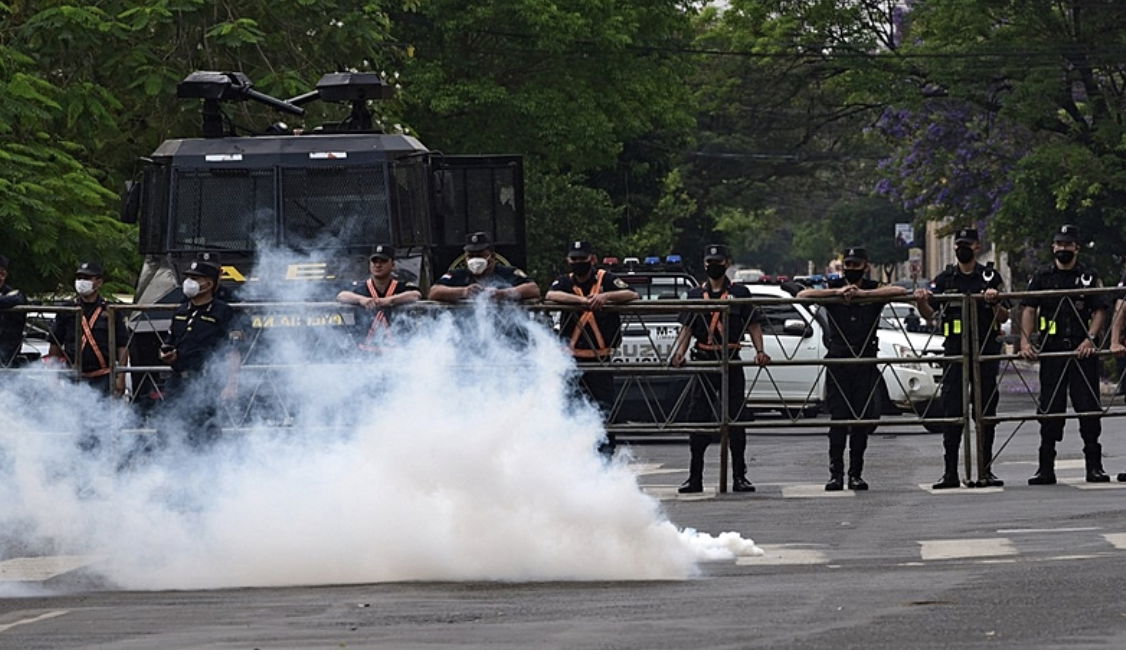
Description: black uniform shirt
xmin=549 ymin=270 xmax=633 ymax=354
xmin=50 ymin=296 xmax=129 ymax=373
xmin=930 ymin=263 xmax=1006 ymax=354
xmin=822 ymin=278 xmax=886 ymax=358
xmin=434 ymin=265 xmax=536 ymax=291
xmin=1021 ymin=263 xmax=1109 ymax=339
xmin=0 ymin=283 xmax=27 ymax=366
xmin=167 ymin=297 xmax=244 ymax=373
xmin=679 ymin=279 xmax=760 ymax=358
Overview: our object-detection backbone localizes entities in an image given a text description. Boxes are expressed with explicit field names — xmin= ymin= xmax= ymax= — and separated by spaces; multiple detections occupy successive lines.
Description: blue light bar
xmin=665 ymin=254 xmax=682 ymax=264
xmin=644 ymin=256 xmax=661 ymax=265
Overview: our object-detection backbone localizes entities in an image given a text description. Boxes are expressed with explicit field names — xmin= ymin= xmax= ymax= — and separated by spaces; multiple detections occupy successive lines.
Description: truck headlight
xmin=893 ymin=344 xmax=923 ymax=371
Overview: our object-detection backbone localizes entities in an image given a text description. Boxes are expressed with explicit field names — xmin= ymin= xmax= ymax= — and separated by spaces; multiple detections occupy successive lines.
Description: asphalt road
xmin=2 ymin=399 xmax=1126 ymax=648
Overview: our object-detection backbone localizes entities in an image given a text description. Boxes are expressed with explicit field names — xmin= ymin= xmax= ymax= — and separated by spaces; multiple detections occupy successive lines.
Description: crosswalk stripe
xmin=780 ymin=484 xmax=855 ymax=498
xmin=918 ymin=538 xmax=1017 ymax=561
xmin=0 ymin=556 xmax=96 ymax=583
xmin=1057 ymin=477 xmax=1126 ymax=490
xmin=918 ymin=483 xmax=1003 ymax=495
xmin=1103 ymin=533 xmax=1126 ymax=549
xmin=736 ymin=545 xmax=829 ymax=566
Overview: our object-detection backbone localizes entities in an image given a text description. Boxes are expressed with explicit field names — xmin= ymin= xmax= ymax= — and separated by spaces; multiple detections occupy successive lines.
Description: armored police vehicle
xmin=120 ymin=71 xmax=525 ymax=402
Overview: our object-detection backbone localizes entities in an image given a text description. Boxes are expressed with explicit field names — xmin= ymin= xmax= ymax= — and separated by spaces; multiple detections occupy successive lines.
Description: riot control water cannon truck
xmin=120 ymin=70 xmax=526 ymax=403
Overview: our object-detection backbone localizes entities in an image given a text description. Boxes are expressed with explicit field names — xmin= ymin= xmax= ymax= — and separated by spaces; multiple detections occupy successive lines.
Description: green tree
xmin=0 ymin=43 xmax=135 ymax=294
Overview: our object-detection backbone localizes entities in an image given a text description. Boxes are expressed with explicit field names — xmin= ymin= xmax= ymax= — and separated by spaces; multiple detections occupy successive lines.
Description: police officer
xmin=914 ymin=228 xmax=1009 ymax=488
xmin=336 ymin=244 xmax=422 ymax=351
xmin=0 ymin=254 xmax=27 ymax=368
xmin=670 ymin=244 xmax=770 ymax=493
xmin=798 ymin=247 xmax=904 ymax=491
xmin=48 ymin=262 xmax=130 ymax=397
xmin=429 ymin=232 xmax=541 ymax=303
xmin=1019 ymin=225 xmax=1110 ymax=484
xmin=157 ymin=254 xmax=245 ymax=448
xmin=545 ymin=241 xmax=639 ymax=456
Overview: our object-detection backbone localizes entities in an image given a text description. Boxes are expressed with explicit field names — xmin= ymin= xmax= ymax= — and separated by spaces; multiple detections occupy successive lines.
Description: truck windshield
xmin=282 ymin=167 xmax=390 ymax=248
xmin=172 ymin=169 xmax=276 ymax=250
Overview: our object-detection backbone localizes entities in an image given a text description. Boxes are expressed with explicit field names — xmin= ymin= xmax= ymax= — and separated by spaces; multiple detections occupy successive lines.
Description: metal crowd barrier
xmin=4 ymin=286 xmax=1125 ymax=493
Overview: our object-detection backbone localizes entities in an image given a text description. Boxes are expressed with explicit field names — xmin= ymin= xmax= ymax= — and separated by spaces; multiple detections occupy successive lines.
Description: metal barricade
xmin=9 ymin=293 xmax=1043 ymax=494
xmin=973 ymin=286 xmax=1126 ymax=484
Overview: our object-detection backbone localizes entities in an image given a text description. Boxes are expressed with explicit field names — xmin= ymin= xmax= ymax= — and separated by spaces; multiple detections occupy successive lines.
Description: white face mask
xmin=466 ymin=257 xmax=489 ymax=275
xmin=74 ymin=279 xmax=95 ymax=296
xmin=182 ymin=278 xmax=202 ymax=298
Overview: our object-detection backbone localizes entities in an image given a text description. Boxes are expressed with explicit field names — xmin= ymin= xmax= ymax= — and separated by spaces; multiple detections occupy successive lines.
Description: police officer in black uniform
xmin=0 ymin=254 xmax=27 ymax=368
xmin=336 ymin=244 xmax=422 ymax=351
xmin=48 ymin=262 xmax=130 ymax=397
xmin=546 ymin=241 xmax=639 ymax=456
xmin=1019 ymin=225 xmax=1110 ymax=484
xmin=914 ymin=228 xmax=1009 ymax=488
xmin=429 ymin=232 xmax=541 ymax=303
xmin=799 ymin=247 xmax=904 ymax=491
xmin=670 ymin=244 xmax=770 ymax=493
xmin=157 ymin=254 xmax=246 ymax=448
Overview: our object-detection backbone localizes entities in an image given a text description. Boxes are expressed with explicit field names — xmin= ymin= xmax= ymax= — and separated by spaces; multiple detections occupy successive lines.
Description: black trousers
xmin=576 ymin=364 xmax=616 ymax=454
xmin=1038 ymin=339 xmax=1101 ymax=446
xmin=825 ymin=360 xmax=881 ymax=476
xmin=688 ymin=357 xmax=748 ymax=477
xmin=161 ymin=372 xmax=223 ymax=449
xmin=940 ymin=358 xmax=1000 ymax=467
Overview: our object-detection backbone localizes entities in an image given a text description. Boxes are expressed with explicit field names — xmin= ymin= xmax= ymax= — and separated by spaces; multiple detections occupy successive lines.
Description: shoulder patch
xmin=513 ymin=269 xmax=528 ymax=278
xmin=439 ymin=274 xmax=453 ymax=282
xmin=613 ymin=277 xmax=629 ymax=289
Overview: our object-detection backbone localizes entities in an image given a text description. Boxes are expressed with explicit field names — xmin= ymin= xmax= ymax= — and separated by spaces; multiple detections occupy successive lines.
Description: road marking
xmin=0 ymin=555 xmax=96 ymax=582
xmin=1057 ymin=477 xmax=1126 ymax=490
xmin=628 ymin=463 xmax=688 ymax=476
xmin=1000 ymin=458 xmax=1085 ymax=470
xmin=780 ymin=484 xmax=855 ymax=498
xmin=736 ymin=545 xmax=829 ymax=566
xmin=641 ymin=485 xmax=716 ymax=501
xmin=918 ymin=483 xmax=1003 ymax=495
xmin=996 ymin=527 xmax=1100 ymax=534
xmin=918 ymin=538 xmax=1017 ymax=561
xmin=1103 ymin=533 xmax=1126 ymax=549
xmin=0 ymin=610 xmax=69 ymax=634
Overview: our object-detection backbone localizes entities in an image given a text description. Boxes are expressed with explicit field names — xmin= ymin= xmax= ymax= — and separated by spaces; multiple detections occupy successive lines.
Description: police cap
xmin=568 ymin=240 xmax=594 ymax=258
xmin=1053 ymin=224 xmax=1080 ymax=244
xmin=369 ymin=244 xmax=395 ymax=261
xmin=954 ymin=228 xmax=979 ymax=244
xmin=75 ymin=261 xmax=104 ymax=277
xmin=464 ymin=231 xmax=493 ymax=253
xmin=843 ymin=246 xmax=869 ymax=263
xmin=703 ymin=244 xmax=730 ymax=263
xmin=184 ymin=254 xmax=221 ymax=280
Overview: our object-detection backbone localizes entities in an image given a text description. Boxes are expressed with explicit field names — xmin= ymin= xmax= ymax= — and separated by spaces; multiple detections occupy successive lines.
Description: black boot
xmin=1083 ymin=442 xmax=1110 ymax=483
xmin=933 ymin=448 xmax=960 ymax=489
xmin=678 ymin=447 xmax=705 ymax=494
xmin=825 ymin=457 xmax=844 ymax=492
xmin=1028 ymin=445 xmax=1056 ymax=485
xmin=731 ymin=456 xmax=754 ymax=493
xmin=847 ymin=458 xmax=868 ymax=491
xmin=1118 ymin=471 xmax=1126 ymax=482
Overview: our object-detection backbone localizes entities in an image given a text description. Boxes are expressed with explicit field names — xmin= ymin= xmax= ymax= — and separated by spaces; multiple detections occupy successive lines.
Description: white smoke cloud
xmin=0 ymin=252 xmax=760 ymax=593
